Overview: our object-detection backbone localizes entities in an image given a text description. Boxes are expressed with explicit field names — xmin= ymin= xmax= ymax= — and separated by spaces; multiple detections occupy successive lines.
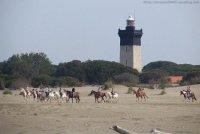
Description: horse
xmin=30 ymin=88 xmax=38 ymax=101
xmin=180 ymin=90 xmax=197 ymax=102
xmin=89 ymin=90 xmax=107 ymax=103
xmin=106 ymin=92 xmax=119 ymax=103
xmin=55 ymin=91 xmax=68 ymax=103
xmin=65 ymin=90 xmax=80 ymax=103
xmin=132 ymin=89 xmax=148 ymax=102
xmin=19 ymin=88 xmax=31 ymax=101
xmin=180 ymin=90 xmax=187 ymax=100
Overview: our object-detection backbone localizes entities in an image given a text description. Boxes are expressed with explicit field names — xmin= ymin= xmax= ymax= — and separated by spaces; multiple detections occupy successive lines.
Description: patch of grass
xmin=3 ymin=89 xmax=13 ymax=95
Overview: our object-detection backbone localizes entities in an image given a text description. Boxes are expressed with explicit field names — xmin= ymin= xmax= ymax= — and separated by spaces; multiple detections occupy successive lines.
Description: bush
xmin=127 ymin=87 xmax=133 ymax=94
xmin=158 ymin=90 xmax=167 ymax=95
xmin=114 ymin=73 xmax=139 ymax=86
xmin=3 ymin=89 xmax=12 ymax=95
xmin=65 ymin=77 xmax=82 ymax=87
xmin=104 ymin=80 xmax=113 ymax=90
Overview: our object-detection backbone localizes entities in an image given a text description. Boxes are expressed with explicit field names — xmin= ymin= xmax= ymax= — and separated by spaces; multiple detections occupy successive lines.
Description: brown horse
xmin=89 ymin=90 xmax=107 ymax=103
xmin=180 ymin=90 xmax=197 ymax=102
xmin=65 ymin=90 xmax=80 ymax=103
xmin=132 ymin=89 xmax=148 ymax=101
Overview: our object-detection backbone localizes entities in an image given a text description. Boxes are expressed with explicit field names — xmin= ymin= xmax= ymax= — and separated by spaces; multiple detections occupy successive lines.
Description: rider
xmin=72 ymin=88 xmax=75 ymax=97
xmin=111 ymin=88 xmax=115 ymax=98
xmin=111 ymin=88 xmax=114 ymax=95
xmin=59 ymin=87 xmax=63 ymax=98
xmin=45 ymin=86 xmax=50 ymax=97
xmin=25 ymin=86 xmax=31 ymax=94
xmin=186 ymin=86 xmax=192 ymax=97
xmin=97 ymin=86 xmax=102 ymax=92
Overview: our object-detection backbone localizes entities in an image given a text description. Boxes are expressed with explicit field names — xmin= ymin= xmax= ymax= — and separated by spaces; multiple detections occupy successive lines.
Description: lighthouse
xmin=118 ymin=16 xmax=143 ymax=72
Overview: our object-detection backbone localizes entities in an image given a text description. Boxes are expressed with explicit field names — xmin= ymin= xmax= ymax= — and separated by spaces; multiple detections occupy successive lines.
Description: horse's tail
xmin=193 ymin=94 xmax=197 ymax=101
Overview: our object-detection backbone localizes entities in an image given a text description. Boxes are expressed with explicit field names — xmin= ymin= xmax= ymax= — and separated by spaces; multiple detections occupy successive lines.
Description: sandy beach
xmin=0 ymin=85 xmax=200 ymax=134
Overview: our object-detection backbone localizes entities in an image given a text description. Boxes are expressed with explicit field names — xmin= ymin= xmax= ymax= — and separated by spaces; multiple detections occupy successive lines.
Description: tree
xmin=55 ymin=60 xmax=85 ymax=82
xmin=180 ymin=70 xmax=200 ymax=85
xmin=114 ymin=73 xmax=139 ymax=86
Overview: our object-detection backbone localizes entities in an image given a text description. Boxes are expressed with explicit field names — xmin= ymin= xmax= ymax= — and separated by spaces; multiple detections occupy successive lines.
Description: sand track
xmin=0 ymin=85 xmax=200 ymax=134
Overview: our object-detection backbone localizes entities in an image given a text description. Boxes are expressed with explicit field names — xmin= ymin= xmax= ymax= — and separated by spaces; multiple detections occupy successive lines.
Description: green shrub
xmin=127 ymin=87 xmax=133 ymax=94
xmin=3 ymin=89 xmax=12 ymax=95
xmin=158 ymin=90 xmax=167 ymax=95
xmin=104 ymin=80 xmax=113 ymax=90
xmin=65 ymin=77 xmax=82 ymax=87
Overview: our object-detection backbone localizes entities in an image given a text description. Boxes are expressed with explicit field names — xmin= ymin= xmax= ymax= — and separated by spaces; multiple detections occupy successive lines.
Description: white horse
xmin=51 ymin=91 xmax=68 ymax=103
xmin=46 ymin=91 xmax=57 ymax=103
xmin=106 ymin=92 xmax=119 ymax=103
xmin=19 ymin=88 xmax=31 ymax=101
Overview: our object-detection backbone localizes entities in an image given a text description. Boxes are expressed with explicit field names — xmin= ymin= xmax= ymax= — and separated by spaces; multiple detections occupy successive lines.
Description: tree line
xmin=0 ymin=53 xmax=199 ymax=90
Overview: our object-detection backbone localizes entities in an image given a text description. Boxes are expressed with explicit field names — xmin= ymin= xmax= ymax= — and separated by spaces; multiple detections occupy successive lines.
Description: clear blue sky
xmin=0 ymin=0 xmax=200 ymax=66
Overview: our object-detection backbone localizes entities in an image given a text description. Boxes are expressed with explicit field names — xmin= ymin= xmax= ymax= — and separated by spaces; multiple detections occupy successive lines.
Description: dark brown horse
xmin=132 ymin=89 xmax=148 ymax=101
xmin=89 ymin=90 xmax=107 ymax=103
xmin=65 ymin=90 xmax=80 ymax=103
xmin=180 ymin=90 xmax=197 ymax=102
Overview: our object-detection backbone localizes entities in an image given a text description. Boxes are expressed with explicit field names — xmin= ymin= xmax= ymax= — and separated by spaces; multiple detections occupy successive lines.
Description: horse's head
xmin=102 ymin=93 xmax=107 ymax=98
xmin=180 ymin=90 xmax=186 ymax=95
xmin=89 ymin=90 xmax=95 ymax=96
xmin=180 ymin=90 xmax=183 ymax=95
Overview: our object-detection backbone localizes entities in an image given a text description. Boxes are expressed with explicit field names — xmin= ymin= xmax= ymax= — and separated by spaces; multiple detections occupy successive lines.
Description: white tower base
xmin=120 ymin=45 xmax=141 ymax=72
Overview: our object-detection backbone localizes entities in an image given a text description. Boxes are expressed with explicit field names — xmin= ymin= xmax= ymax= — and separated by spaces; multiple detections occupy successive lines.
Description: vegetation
xmin=3 ymin=89 xmax=12 ymax=95
xmin=0 ymin=53 xmax=199 ymax=89
xmin=127 ymin=87 xmax=133 ymax=94
xmin=142 ymin=61 xmax=200 ymax=87
xmin=158 ymin=90 xmax=167 ymax=95
xmin=0 ymin=52 xmax=139 ymax=89
xmin=103 ymin=79 xmax=113 ymax=90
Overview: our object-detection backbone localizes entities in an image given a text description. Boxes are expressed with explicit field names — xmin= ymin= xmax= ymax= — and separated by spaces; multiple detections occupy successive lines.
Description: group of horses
xmin=19 ymin=87 xmax=197 ymax=103
xmin=20 ymin=87 xmax=80 ymax=103
xmin=89 ymin=90 xmax=119 ymax=103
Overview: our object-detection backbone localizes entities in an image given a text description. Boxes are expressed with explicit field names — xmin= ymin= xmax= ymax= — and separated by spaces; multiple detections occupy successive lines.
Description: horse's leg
xmin=67 ymin=97 xmax=70 ymax=103
xmin=78 ymin=96 xmax=80 ymax=103
xmin=102 ymin=97 xmax=105 ymax=102
xmin=97 ymin=97 xmax=99 ymax=103
xmin=136 ymin=96 xmax=138 ymax=102
xmin=75 ymin=97 xmax=77 ymax=103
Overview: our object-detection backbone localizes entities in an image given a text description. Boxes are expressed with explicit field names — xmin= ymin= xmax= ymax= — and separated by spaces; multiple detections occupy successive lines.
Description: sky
xmin=0 ymin=0 xmax=200 ymax=66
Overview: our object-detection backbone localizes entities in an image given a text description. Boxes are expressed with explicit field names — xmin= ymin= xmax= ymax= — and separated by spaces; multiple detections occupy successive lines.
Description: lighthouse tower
xmin=118 ymin=16 xmax=143 ymax=72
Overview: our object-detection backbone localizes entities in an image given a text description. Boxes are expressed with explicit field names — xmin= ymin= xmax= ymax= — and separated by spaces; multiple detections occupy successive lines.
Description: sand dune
xmin=0 ymin=85 xmax=200 ymax=134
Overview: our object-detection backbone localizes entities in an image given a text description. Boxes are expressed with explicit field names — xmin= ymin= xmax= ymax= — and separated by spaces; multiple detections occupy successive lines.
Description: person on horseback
xmin=25 ymin=86 xmax=29 ymax=94
xmin=44 ymin=86 xmax=50 ymax=97
xmin=97 ymin=86 xmax=102 ymax=92
xmin=186 ymin=86 xmax=192 ymax=97
xmin=59 ymin=87 xmax=63 ymax=98
xmin=72 ymin=88 xmax=75 ymax=97
xmin=111 ymin=88 xmax=115 ymax=98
